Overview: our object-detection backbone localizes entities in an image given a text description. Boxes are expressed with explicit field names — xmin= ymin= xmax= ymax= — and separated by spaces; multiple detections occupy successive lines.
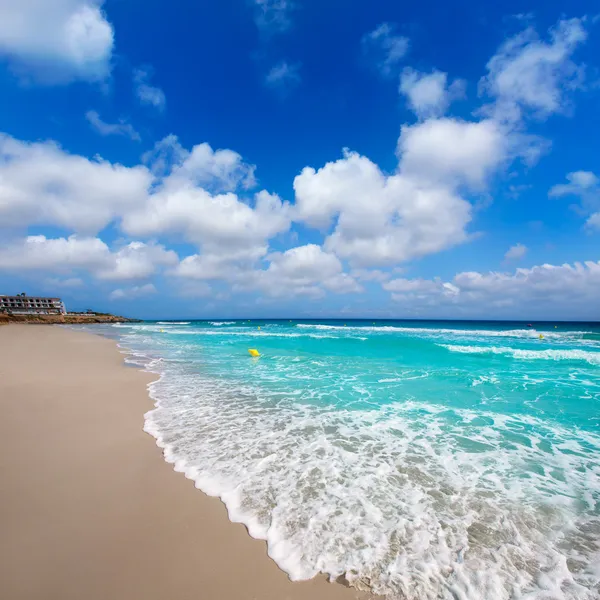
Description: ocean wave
xmin=296 ymin=323 xmax=592 ymax=341
xmin=441 ymin=344 xmax=600 ymax=365
xmin=140 ymin=359 xmax=600 ymax=600
xmin=109 ymin=323 xmax=600 ymax=600
xmin=167 ymin=329 xmax=348 ymax=339
xmin=209 ymin=321 xmax=236 ymax=326
xmin=156 ymin=321 xmax=191 ymax=325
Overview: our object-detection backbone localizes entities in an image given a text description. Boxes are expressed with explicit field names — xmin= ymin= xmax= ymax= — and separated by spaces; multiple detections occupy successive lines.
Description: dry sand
xmin=0 ymin=325 xmax=369 ymax=600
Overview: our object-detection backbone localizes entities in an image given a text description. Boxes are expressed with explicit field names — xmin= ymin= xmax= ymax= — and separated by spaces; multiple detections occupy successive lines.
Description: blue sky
xmin=0 ymin=1 xmax=599 ymax=320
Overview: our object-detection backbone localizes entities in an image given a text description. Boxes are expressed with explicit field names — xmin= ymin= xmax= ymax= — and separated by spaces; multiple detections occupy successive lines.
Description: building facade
xmin=0 ymin=295 xmax=66 ymax=315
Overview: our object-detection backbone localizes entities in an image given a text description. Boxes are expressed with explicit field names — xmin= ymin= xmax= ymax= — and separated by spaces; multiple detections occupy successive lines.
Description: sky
xmin=0 ymin=1 xmax=599 ymax=320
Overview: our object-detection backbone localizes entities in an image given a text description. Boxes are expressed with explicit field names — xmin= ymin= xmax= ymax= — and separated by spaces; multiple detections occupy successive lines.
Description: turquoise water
xmin=96 ymin=320 xmax=599 ymax=599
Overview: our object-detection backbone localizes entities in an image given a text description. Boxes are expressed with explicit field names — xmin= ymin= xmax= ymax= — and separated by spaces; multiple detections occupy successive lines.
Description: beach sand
xmin=0 ymin=325 xmax=369 ymax=600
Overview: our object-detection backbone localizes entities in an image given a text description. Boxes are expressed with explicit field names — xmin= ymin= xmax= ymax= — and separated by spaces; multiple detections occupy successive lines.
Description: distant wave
xmin=209 ymin=321 xmax=236 ymax=326
xmin=296 ymin=323 xmax=592 ymax=341
xmin=157 ymin=321 xmax=190 ymax=325
xmin=168 ymin=330 xmax=350 ymax=339
xmin=441 ymin=344 xmax=600 ymax=366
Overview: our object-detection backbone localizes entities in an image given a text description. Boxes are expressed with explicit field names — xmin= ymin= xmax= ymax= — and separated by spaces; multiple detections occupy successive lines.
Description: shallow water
xmin=91 ymin=320 xmax=600 ymax=600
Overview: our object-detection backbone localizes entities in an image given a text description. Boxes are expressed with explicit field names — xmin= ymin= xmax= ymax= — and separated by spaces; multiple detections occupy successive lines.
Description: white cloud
xmin=253 ymin=0 xmax=295 ymax=34
xmin=96 ymin=242 xmax=178 ymax=281
xmin=293 ymin=116 xmax=511 ymax=268
xmin=384 ymin=277 xmax=459 ymax=298
xmin=0 ymin=132 xmax=286 ymax=261
xmin=110 ymin=283 xmax=156 ymax=301
xmin=399 ymin=68 xmax=466 ymax=119
xmin=175 ymin=244 xmax=361 ymax=298
xmin=0 ymin=236 xmax=176 ymax=282
xmin=134 ymin=67 xmax=166 ymax=111
xmin=293 ymin=93 xmax=551 ymax=269
xmin=255 ymin=244 xmax=361 ymax=297
xmin=86 ymin=110 xmax=141 ymax=141
xmin=586 ymin=213 xmax=600 ymax=230
xmin=0 ymin=235 xmax=110 ymax=271
xmin=384 ymin=260 xmax=600 ymax=318
xmin=504 ymin=243 xmax=528 ymax=260
xmin=141 ymin=134 xmax=191 ymax=177
xmin=549 ymin=170 xmax=600 ymax=230
xmin=165 ymin=139 xmax=257 ymax=192
xmin=173 ymin=246 xmax=268 ymax=282
xmin=0 ymin=133 xmax=152 ymax=233
xmin=549 ymin=170 xmax=599 ymax=196
xmin=0 ymin=0 xmax=114 ymax=83
xmin=265 ymin=61 xmax=301 ymax=92
xmin=479 ymin=17 xmax=587 ymax=122
xmin=398 ymin=118 xmax=509 ymax=187
xmin=362 ymin=22 xmax=409 ymax=77
xmin=123 ymin=188 xmax=289 ymax=253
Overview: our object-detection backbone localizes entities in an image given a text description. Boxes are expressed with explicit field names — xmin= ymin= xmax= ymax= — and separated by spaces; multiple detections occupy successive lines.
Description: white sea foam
xmin=296 ymin=323 xmax=594 ymax=341
xmin=209 ymin=321 xmax=236 ymax=326
xmin=133 ymin=354 xmax=600 ymax=600
xmin=166 ymin=329 xmax=349 ymax=340
xmin=156 ymin=321 xmax=191 ymax=325
xmin=442 ymin=344 xmax=600 ymax=366
xmin=97 ymin=320 xmax=600 ymax=600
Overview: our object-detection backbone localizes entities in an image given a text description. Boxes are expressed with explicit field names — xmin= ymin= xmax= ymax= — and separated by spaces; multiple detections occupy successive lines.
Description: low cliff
xmin=0 ymin=313 xmax=140 ymax=325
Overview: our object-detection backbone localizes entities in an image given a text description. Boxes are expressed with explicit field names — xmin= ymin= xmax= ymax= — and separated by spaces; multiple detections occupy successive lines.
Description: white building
xmin=0 ymin=295 xmax=66 ymax=315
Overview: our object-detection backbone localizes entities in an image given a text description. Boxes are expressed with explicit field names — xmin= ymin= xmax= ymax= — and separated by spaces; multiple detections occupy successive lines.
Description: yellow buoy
xmin=160 ymin=329 xmax=165 ymax=333
xmin=248 ymin=349 xmax=260 ymax=357
xmin=258 ymin=326 xmax=261 ymax=330
xmin=539 ymin=334 xmax=544 ymax=340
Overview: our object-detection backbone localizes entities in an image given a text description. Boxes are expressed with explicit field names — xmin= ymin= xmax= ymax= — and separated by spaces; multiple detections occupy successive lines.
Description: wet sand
xmin=0 ymin=325 xmax=368 ymax=600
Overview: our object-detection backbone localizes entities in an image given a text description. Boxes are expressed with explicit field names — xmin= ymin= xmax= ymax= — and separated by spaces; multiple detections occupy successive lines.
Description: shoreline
xmin=0 ymin=325 xmax=368 ymax=600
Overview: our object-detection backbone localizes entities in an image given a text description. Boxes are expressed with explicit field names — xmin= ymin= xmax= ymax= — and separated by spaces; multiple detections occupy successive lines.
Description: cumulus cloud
xmin=0 ymin=236 xmax=177 ymax=282
xmin=0 ymin=133 xmax=152 ymax=233
xmin=0 ymin=14 xmax=592 ymax=309
xmin=0 ymin=235 xmax=111 ymax=271
xmin=96 ymin=242 xmax=178 ymax=281
xmin=265 ymin=60 xmax=301 ymax=92
xmin=384 ymin=260 xmax=600 ymax=319
xmin=254 ymin=244 xmax=362 ymax=297
xmin=134 ymin=67 xmax=166 ymax=111
xmin=549 ymin=170 xmax=600 ymax=230
xmin=504 ymin=243 xmax=528 ymax=261
xmin=292 ymin=16 xmax=585 ymax=271
xmin=479 ymin=17 xmax=587 ymax=122
xmin=362 ymin=22 xmax=409 ymax=77
xmin=397 ymin=118 xmax=509 ymax=187
xmin=147 ymin=136 xmax=257 ymax=192
xmin=173 ymin=246 xmax=268 ymax=282
xmin=292 ymin=116 xmax=510 ymax=268
xmin=110 ymin=283 xmax=157 ymax=301
xmin=0 ymin=132 xmax=284 ymax=262
xmin=0 ymin=0 xmax=114 ymax=83
xmin=175 ymin=244 xmax=361 ymax=298
xmin=399 ymin=68 xmax=466 ymax=119
xmin=123 ymin=188 xmax=289 ymax=254
xmin=253 ymin=0 xmax=295 ymax=34
xmin=86 ymin=110 xmax=141 ymax=141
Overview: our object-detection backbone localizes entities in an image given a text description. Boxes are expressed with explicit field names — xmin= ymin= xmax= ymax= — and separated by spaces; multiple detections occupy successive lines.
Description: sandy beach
xmin=0 ymin=325 xmax=368 ymax=600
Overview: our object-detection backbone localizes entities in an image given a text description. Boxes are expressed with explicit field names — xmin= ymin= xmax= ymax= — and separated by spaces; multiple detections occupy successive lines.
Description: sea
xmin=88 ymin=319 xmax=600 ymax=600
